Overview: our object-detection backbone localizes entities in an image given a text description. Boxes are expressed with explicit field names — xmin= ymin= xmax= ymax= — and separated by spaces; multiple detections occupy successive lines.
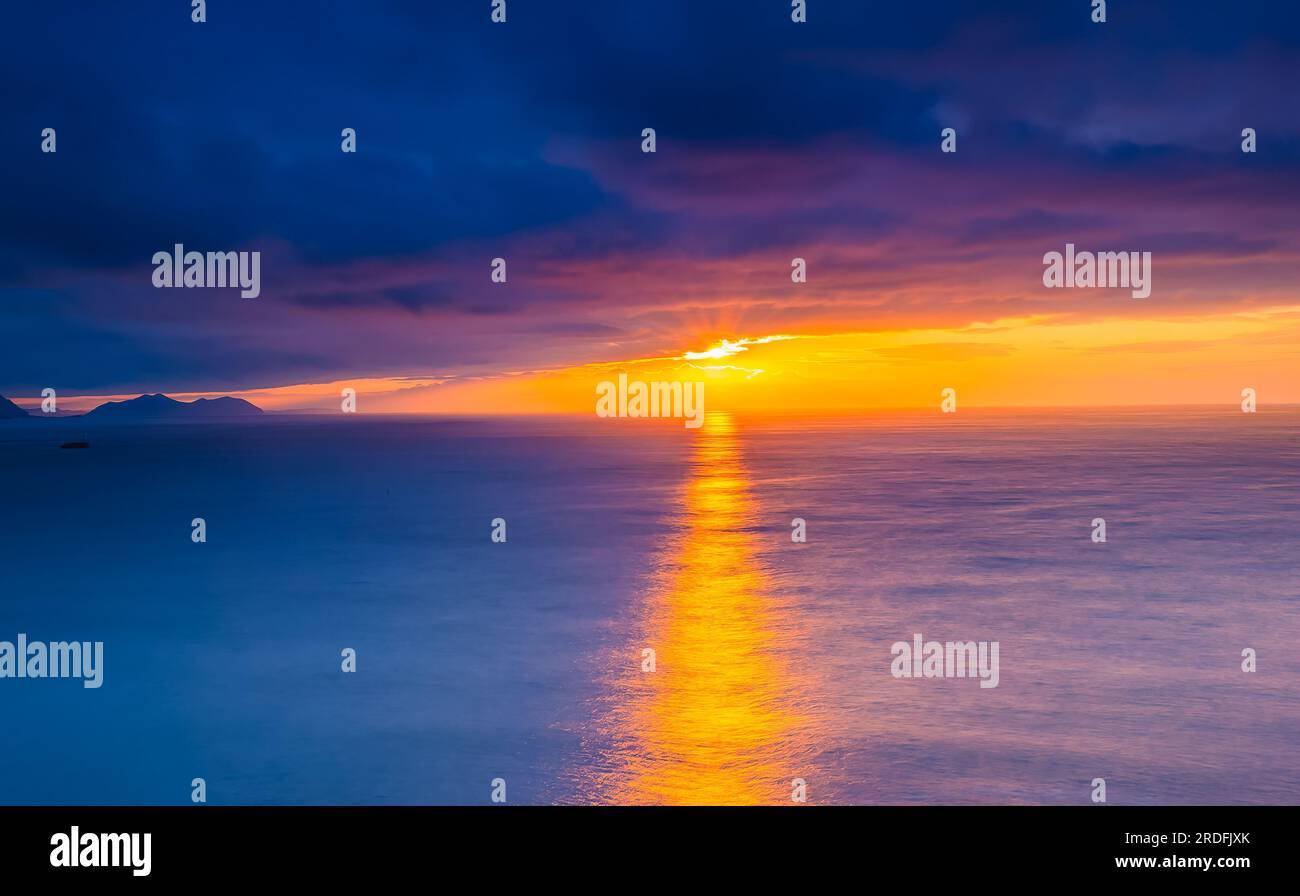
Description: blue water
xmin=1 ymin=409 xmax=1297 ymax=804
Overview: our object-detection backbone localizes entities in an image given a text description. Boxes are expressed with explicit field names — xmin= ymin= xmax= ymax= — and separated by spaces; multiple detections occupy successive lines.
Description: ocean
xmin=1 ymin=408 xmax=1297 ymax=804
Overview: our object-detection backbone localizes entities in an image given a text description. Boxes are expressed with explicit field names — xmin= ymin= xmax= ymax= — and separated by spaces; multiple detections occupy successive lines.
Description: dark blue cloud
xmin=1 ymin=0 xmax=1298 ymax=393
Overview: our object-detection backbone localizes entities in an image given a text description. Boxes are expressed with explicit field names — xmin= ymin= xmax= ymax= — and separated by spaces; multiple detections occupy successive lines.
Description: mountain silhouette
xmin=0 ymin=394 xmax=30 ymax=418
xmin=84 ymin=393 xmax=263 ymax=419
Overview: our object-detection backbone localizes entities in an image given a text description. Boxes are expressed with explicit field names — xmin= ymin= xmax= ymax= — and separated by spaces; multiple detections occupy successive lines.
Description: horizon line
xmin=9 ymin=401 xmax=1298 ymax=417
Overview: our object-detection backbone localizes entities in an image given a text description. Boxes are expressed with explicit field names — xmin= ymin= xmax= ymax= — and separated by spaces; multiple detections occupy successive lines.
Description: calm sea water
xmin=1 ymin=409 xmax=1297 ymax=805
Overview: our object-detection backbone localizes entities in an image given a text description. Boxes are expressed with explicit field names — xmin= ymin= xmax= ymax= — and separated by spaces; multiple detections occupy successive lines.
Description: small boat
xmin=60 ymin=441 xmax=90 ymax=449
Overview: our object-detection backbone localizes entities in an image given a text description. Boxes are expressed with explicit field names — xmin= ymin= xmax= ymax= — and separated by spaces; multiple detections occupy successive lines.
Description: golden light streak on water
xmin=591 ymin=413 xmax=816 ymax=805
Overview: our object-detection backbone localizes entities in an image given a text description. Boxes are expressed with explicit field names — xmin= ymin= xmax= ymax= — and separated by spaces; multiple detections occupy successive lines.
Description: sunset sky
xmin=3 ymin=1 xmax=1299 ymax=413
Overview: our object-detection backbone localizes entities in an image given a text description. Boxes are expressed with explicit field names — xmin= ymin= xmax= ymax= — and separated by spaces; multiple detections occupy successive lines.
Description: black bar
xmin=0 ymin=806 xmax=1286 ymax=883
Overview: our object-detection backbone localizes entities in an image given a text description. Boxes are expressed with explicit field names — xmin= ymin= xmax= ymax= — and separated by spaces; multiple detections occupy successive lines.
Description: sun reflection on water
xmin=591 ymin=413 xmax=816 ymax=805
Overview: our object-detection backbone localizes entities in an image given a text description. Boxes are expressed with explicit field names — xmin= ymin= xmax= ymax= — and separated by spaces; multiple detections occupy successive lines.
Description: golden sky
xmin=49 ymin=302 xmax=1298 ymax=414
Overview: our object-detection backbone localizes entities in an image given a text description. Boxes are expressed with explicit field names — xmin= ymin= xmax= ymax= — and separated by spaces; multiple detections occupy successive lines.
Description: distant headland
xmin=0 ymin=394 xmax=28 ymax=418
xmin=0 ymin=392 xmax=263 ymax=420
